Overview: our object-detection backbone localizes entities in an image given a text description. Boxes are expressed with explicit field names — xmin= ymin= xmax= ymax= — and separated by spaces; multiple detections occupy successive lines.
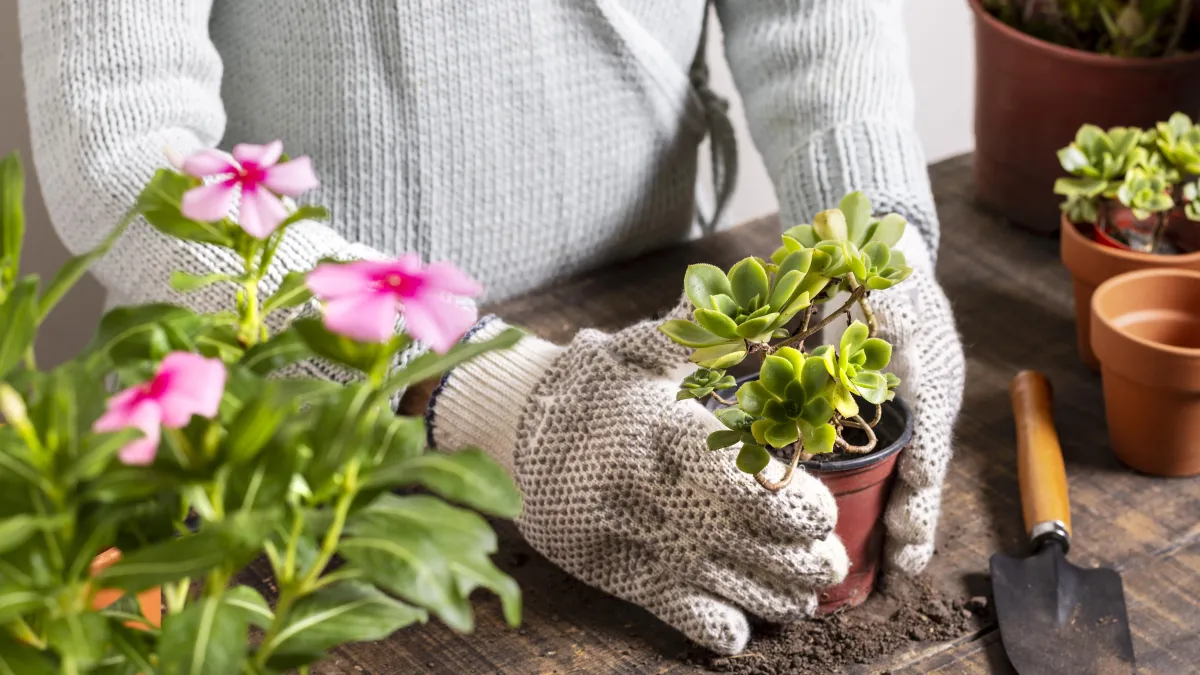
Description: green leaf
xmin=735 ymin=380 xmax=772 ymax=416
xmin=866 ymin=213 xmax=906 ymax=247
xmin=763 ymin=421 xmax=799 ymax=449
xmin=45 ymin=613 xmax=109 ymax=669
xmin=138 ymin=169 xmax=235 ymax=247
xmin=99 ymin=510 xmax=279 ymax=592
xmin=782 ymin=224 xmax=818 ymax=247
xmin=693 ymin=309 xmax=739 ymax=339
xmin=338 ymin=532 xmax=463 ymax=631
xmin=0 ymin=515 xmax=68 ymax=556
xmin=659 ymin=319 xmax=727 ymax=348
xmin=709 ymin=293 xmax=738 ymax=317
xmin=832 ymin=384 xmax=859 ymax=418
xmin=684 ymin=264 xmax=733 ymax=310
xmin=221 ymin=586 xmax=273 ymax=629
xmin=266 ymin=581 xmax=425 ymax=661
xmin=850 ymin=371 xmax=889 ymax=405
xmin=860 ymin=338 xmax=892 ymax=371
xmin=452 ymin=552 xmax=522 ymax=628
xmin=800 ymin=357 xmax=831 ymax=399
xmin=275 ymin=204 xmax=329 ymax=232
xmin=0 ymin=277 xmax=38 ymax=378
xmin=734 ymin=313 xmax=779 ymax=341
xmin=801 ymin=423 xmax=837 ymax=455
xmin=263 ymin=271 xmax=314 ymax=314
xmin=706 ymin=429 xmax=743 ymax=451
xmin=382 ymin=328 xmax=524 ymax=398
xmin=40 ymin=214 xmax=133 ymax=319
xmin=169 ymin=270 xmax=233 ymax=293
xmin=72 ymin=428 xmax=142 ymax=483
xmin=0 ymin=153 xmax=26 ymax=284
xmin=688 ymin=342 xmax=747 ymax=369
xmin=839 ymin=321 xmax=870 ymax=357
xmin=1053 ymin=177 xmax=1109 ymax=197
xmin=158 ymin=596 xmax=248 ymax=675
xmin=365 ymin=448 xmax=522 ymax=519
xmin=239 ymin=329 xmax=312 ymax=375
xmin=88 ymin=303 xmax=206 ymax=361
xmin=714 ymin=407 xmax=755 ymax=432
xmin=839 ymin=192 xmax=872 ymax=244
xmin=767 ymin=270 xmax=804 ymax=312
xmin=292 ymin=316 xmax=391 ymax=374
xmin=1057 ymin=144 xmax=1092 ymax=174
xmin=813 ymin=209 xmax=848 ymax=242
xmin=727 ymin=258 xmax=769 ymax=309
xmin=759 ymin=355 xmax=795 ymax=398
xmin=799 ymin=395 xmax=834 ymax=427
xmin=736 ymin=444 xmax=771 ymax=474
xmin=776 ymin=249 xmax=814 ymax=279
xmin=221 ymin=380 xmax=289 ymax=464
xmin=0 ymin=587 xmax=44 ymax=623
xmin=0 ymin=632 xmax=56 ymax=675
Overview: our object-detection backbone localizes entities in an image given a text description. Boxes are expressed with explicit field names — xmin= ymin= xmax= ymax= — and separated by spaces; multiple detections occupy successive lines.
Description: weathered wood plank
xmin=292 ymin=154 xmax=1200 ymax=674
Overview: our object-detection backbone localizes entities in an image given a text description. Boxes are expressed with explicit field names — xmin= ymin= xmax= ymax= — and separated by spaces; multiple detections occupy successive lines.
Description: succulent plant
xmin=1116 ymin=165 xmax=1175 ymax=219
xmin=1150 ymin=112 xmax=1200 ymax=176
xmin=983 ymin=0 xmax=1194 ymax=59
xmin=676 ymin=366 xmax=736 ymax=401
xmin=810 ymin=321 xmax=896 ymax=418
xmin=1055 ymin=125 xmax=1152 ymax=223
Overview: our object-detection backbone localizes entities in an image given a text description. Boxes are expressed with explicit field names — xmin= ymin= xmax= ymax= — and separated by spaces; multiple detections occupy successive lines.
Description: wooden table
xmin=314 ymin=155 xmax=1200 ymax=674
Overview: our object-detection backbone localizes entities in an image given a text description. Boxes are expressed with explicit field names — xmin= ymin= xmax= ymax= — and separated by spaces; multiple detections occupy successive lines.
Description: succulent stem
xmin=754 ymin=441 xmax=805 ymax=492
xmin=709 ymin=391 xmax=736 ymax=406
xmin=848 ymin=277 xmax=878 ymax=338
xmin=769 ymin=286 xmax=866 ymax=354
xmin=835 ymin=415 xmax=878 ymax=454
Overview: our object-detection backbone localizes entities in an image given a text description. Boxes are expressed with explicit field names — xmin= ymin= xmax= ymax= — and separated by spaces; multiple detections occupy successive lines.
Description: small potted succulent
xmin=969 ymin=0 xmax=1200 ymax=233
xmin=660 ymin=192 xmax=915 ymax=612
xmin=0 ymin=147 xmax=523 ymax=672
xmin=1054 ymin=116 xmax=1200 ymax=368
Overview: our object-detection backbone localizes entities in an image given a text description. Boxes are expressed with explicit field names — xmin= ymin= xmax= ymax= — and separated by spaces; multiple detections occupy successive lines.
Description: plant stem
xmin=754 ymin=441 xmax=806 ymax=492
xmin=847 ymin=277 xmax=878 ymax=337
xmin=836 ymin=415 xmax=878 ymax=454
xmin=9 ymin=617 xmax=46 ymax=649
xmin=709 ymin=391 xmax=736 ymax=406
xmin=282 ymin=508 xmax=304 ymax=582
xmin=165 ymin=579 xmax=191 ymax=614
xmin=769 ymin=287 xmax=866 ymax=354
xmin=794 ymin=304 xmax=817 ymax=352
xmin=1165 ymin=0 xmax=1193 ymax=56
xmin=1150 ymin=212 xmax=1169 ymax=253
xmin=843 ymin=405 xmax=883 ymax=429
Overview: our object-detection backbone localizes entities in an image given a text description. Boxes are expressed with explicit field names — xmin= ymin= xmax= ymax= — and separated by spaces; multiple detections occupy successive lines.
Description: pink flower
xmin=179 ymin=141 xmax=319 ymax=239
xmin=93 ymin=352 xmax=227 ymax=465
xmin=306 ymin=255 xmax=482 ymax=353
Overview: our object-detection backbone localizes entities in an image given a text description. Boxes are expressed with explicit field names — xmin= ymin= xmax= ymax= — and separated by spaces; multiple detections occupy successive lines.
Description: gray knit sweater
xmin=19 ymin=0 xmax=937 ymax=310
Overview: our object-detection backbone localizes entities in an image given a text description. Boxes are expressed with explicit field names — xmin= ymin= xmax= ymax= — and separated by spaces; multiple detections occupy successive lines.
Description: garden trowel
xmin=990 ymin=371 xmax=1135 ymax=675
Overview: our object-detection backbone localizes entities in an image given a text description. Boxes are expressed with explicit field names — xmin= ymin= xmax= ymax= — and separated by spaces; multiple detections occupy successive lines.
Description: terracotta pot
xmin=1060 ymin=215 xmax=1200 ymax=369
xmin=969 ymin=0 xmax=1200 ymax=234
xmin=708 ymin=384 xmax=913 ymax=613
xmin=1091 ymin=269 xmax=1200 ymax=477
xmin=90 ymin=548 xmax=162 ymax=630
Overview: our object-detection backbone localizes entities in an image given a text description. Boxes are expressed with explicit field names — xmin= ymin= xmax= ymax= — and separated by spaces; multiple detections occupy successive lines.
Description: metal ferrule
xmin=1030 ymin=520 xmax=1071 ymax=554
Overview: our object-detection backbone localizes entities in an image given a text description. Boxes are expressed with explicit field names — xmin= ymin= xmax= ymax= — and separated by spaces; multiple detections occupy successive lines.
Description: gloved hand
xmin=426 ymin=301 xmax=849 ymax=655
xmin=870 ymin=227 xmax=965 ymax=575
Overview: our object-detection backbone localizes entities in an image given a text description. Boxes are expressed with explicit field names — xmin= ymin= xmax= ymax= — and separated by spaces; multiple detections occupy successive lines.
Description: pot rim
xmin=1061 ymin=215 xmax=1200 ymax=285
xmin=1092 ymin=267 xmax=1200 ymax=359
xmin=710 ymin=375 xmax=914 ymax=474
xmin=968 ymin=0 xmax=1200 ymax=68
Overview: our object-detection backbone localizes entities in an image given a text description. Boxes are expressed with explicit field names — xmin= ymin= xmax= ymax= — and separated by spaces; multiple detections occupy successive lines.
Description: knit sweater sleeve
xmin=713 ymin=0 xmax=941 ymax=253
xmin=17 ymin=2 xmax=388 ymax=355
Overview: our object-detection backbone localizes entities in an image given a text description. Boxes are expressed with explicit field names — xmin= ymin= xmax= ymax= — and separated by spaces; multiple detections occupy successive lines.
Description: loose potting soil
xmin=689 ymin=575 xmax=991 ymax=675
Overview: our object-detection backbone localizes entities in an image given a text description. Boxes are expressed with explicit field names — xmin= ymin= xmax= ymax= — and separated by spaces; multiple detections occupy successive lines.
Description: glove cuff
xmin=425 ymin=317 xmax=563 ymax=473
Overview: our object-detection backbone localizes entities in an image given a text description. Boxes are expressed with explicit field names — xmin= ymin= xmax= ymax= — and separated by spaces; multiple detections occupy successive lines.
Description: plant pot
xmin=707 ymin=383 xmax=914 ymax=614
xmin=90 ymin=548 xmax=162 ymax=630
xmin=1091 ymin=268 xmax=1200 ymax=476
xmin=969 ymin=0 xmax=1200 ymax=234
xmin=1060 ymin=215 xmax=1200 ymax=370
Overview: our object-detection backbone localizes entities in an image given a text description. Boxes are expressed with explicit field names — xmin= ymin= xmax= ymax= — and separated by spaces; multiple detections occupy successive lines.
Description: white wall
xmin=705 ymin=0 xmax=977 ymax=223
xmin=1 ymin=0 xmax=976 ymax=364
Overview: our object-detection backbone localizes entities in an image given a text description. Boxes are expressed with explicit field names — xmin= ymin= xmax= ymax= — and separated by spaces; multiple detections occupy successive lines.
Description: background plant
xmin=983 ymin=0 xmax=1196 ymax=58
xmin=1056 ymin=115 xmax=1200 ymax=252
xmin=0 ymin=148 xmax=523 ymax=674
xmin=660 ymin=192 xmax=909 ymax=493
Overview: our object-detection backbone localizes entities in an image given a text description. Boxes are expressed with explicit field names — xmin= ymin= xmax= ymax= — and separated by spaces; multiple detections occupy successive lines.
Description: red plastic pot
xmin=969 ymin=0 xmax=1200 ymax=234
xmin=709 ymin=384 xmax=913 ymax=613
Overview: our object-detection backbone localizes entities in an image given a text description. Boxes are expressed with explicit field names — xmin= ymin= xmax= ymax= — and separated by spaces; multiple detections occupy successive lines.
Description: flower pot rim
xmin=1061 ymin=215 xmax=1200 ymax=284
xmin=709 ymin=374 xmax=913 ymax=474
xmin=968 ymin=0 xmax=1200 ymax=68
xmin=1092 ymin=267 xmax=1200 ymax=360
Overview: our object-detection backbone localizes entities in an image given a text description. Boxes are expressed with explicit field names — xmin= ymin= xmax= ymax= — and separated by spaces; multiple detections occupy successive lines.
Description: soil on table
xmin=688 ymin=575 xmax=991 ymax=675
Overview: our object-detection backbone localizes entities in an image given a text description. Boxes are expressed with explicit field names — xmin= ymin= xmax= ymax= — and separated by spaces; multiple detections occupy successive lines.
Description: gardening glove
xmin=426 ymin=299 xmax=849 ymax=655
xmin=869 ymin=227 xmax=966 ymax=575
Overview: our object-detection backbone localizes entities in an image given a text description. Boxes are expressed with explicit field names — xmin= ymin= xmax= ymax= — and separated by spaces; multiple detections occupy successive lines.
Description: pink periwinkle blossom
xmin=179 ymin=141 xmax=319 ymax=239
xmin=93 ymin=352 xmax=227 ymax=466
xmin=305 ymin=255 xmax=483 ymax=353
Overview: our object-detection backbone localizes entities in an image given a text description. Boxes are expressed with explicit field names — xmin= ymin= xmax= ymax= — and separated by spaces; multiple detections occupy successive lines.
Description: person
xmin=19 ymin=0 xmax=964 ymax=656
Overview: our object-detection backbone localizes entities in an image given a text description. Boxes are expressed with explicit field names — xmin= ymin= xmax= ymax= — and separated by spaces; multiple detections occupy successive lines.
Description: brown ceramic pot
xmin=1060 ymin=215 xmax=1200 ymax=369
xmin=1091 ymin=268 xmax=1200 ymax=476
xmin=709 ymin=385 xmax=913 ymax=613
xmin=90 ymin=548 xmax=162 ymax=630
xmin=969 ymin=0 xmax=1200 ymax=234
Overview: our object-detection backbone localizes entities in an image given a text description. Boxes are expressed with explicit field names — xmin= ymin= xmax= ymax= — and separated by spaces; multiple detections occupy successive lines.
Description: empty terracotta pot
xmin=1091 ymin=268 xmax=1200 ymax=477
xmin=969 ymin=0 xmax=1200 ymax=234
xmin=1060 ymin=215 xmax=1200 ymax=369
xmin=707 ymin=387 xmax=913 ymax=613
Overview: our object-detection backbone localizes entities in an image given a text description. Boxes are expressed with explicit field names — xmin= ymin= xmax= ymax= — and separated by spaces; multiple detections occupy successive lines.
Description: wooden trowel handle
xmin=1010 ymin=370 xmax=1072 ymax=551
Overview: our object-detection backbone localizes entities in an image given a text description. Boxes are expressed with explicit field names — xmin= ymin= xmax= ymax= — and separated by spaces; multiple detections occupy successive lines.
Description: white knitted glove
xmin=427 ymin=304 xmax=849 ymax=655
xmin=871 ymin=228 xmax=965 ymax=575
